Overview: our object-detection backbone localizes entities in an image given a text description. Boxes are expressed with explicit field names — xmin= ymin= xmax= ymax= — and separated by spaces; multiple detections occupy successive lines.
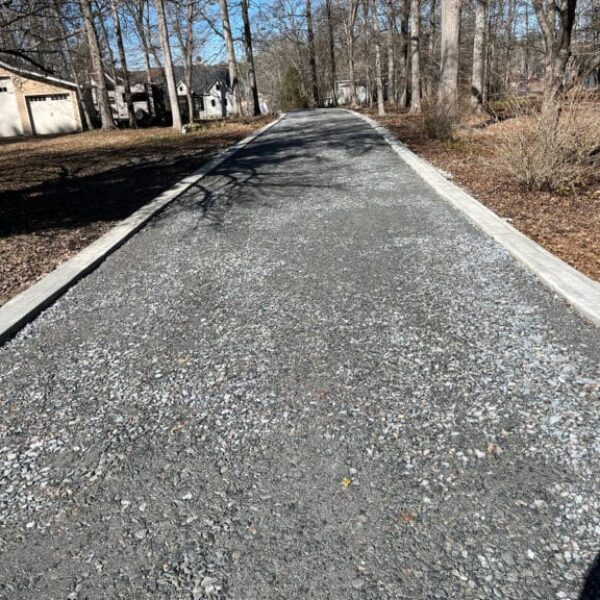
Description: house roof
xmin=0 ymin=58 xmax=77 ymax=89
xmin=128 ymin=64 xmax=229 ymax=95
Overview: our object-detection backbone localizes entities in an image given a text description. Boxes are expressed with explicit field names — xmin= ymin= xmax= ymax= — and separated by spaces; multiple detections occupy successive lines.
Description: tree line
xmin=1 ymin=0 xmax=598 ymax=131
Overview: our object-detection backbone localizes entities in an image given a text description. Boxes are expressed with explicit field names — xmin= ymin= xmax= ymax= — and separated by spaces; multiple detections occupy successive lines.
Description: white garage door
xmin=0 ymin=77 xmax=23 ymax=138
xmin=28 ymin=94 xmax=77 ymax=136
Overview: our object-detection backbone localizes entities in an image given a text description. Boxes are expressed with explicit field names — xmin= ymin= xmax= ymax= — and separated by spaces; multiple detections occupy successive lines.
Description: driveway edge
xmin=0 ymin=114 xmax=285 ymax=346
xmin=351 ymin=110 xmax=600 ymax=328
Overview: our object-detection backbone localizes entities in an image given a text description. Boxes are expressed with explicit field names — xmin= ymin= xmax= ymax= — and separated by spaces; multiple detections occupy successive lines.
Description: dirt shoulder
xmin=366 ymin=108 xmax=600 ymax=284
xmin=0 ymin=118 xmax=271 ymax=306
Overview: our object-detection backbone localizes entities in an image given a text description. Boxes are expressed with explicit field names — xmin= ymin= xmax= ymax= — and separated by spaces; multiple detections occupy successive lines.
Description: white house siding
xmin=197 ymin=81 xmax=228 ymax=120
xmin=106 ymin=83 xmax=149 ymax=121
xmin=0 ymin=76 xmax=23 ymax=137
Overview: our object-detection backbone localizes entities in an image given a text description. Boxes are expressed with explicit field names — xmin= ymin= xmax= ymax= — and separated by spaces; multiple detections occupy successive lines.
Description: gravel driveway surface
xmin=1 ymin=109 xmax=599 ymax=600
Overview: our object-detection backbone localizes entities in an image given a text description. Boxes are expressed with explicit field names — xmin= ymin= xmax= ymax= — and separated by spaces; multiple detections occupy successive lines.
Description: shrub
xmin=495 ymin=91 xmax=600 ymax=193
xmin=421 ymin=97 xmax=458 ymax=141
xmin=279 ymin=67 xmax=309 ymax=111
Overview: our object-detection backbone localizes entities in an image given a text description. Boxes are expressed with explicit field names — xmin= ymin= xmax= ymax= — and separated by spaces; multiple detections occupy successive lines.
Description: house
xmin=0 ymin=59 xmax=83 ymax=138
xmin=173 ymin=65 xmax=231 ymax=120
xmin=330 ymin=79 xmax=369 ymax=106
xmin=96 ymin=65 xmax=240 ymax=124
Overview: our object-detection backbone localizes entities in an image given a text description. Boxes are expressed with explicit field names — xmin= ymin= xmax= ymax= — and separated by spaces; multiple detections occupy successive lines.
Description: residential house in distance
xmin=0 ymin=59 xmax=83 ymax=138
xmin=325 ymin=79 xmax=368 ymax=106
xmin=94 ymin=64 xmax=238 ymax=125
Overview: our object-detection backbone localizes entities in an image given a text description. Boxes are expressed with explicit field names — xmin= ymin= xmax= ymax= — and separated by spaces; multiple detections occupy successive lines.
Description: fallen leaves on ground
xmin=364 ymin=107 xmax=600 ymax=284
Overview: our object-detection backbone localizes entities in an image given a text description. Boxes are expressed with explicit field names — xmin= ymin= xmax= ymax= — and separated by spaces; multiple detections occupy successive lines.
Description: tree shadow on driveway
xmin=176 ymin=113 xmax=389 ymax=228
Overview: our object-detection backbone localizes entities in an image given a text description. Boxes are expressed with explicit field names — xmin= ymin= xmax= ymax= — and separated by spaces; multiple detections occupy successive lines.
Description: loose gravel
xmin=0 ymin=109 xmax=599 ymax=599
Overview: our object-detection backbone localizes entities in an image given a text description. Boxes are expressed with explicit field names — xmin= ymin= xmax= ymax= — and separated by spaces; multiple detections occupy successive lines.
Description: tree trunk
xmin=503 ymin=0 xmax=515 ymax=90
xmin=399 ymin=0 xmax=410 ymax=108
xmin=426 ymin=0 xmax=437 ymax=97
xmin=532 ymin=0 xmax=577 ymax=106
xmin=110 ymin=0 xmax=136 ymax=127
xmin=306 ymin=0 xmax=320 ymax=106
xmin=438 ymin=0 xmax=462 ymax=114
xmin=470 ymin=0 xmax=486 ymax=110
xmin=154 ymin=0 xmax=182 ymax=130
xmin=523 ymin=2 xmax=529 ymax=93
xmin=173 ymin=0 xmax=195 ymax=123
xmin=345 ymin=0 xmax=359 ymax=106
xmin=326 ymin=0 xmax=338 ymax=106
xmin=241 ymin=0 xmax=261 ymax=115
xmin=386 ymin=0 xmax=397 ymax=106
xmin=128 ymin=1 xmax=156 ymax=118
xmin=78 ymin=0 xmax=114 ymax=129
xmin=218 ymin=0 xmax=242 ymax=115
xmin=371 ymin=0 xmax=386 ymax=115
xmin=409 ymin=0 xmax=421 ymax=112
xmin=184 ymin=0 xmax=195 ymax=122
xmin=95 ymin=1 xmax=120 ymax=99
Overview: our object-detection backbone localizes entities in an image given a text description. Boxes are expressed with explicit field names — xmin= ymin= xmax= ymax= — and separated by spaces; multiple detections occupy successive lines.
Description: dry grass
xmin=0 ymin=118 xmax=271 ymax=305
xmin=420 ymin=97 xmax=459 ymax=141
xmin=494 ymin=95 xmax=600 ymax=193
xmin=365 ymin=103 xmax=600 ymax=283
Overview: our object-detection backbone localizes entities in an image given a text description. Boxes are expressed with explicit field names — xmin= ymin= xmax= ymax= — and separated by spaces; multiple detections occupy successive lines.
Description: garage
xmin=0 ymin=77 xmax=24 ymax=137
xmin=27 ymin=94 xmax=78 ymax=136
xmin=0 ymin=60 xmax=82 ymax=138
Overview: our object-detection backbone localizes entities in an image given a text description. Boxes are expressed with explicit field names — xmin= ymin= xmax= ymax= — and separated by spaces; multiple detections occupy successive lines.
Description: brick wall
xmin=0 ymin=67 xmax=82 ymax=136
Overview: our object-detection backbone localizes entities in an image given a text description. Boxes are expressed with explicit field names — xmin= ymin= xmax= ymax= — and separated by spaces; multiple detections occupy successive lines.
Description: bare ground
xmin=0 ymin=118 xmax=271 ymax=306
xmin=365 ymin=108 xmax=600 ymax=283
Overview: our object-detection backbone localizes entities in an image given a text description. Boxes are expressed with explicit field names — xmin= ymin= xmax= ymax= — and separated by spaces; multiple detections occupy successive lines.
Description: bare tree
xmin=532 ymin=0 xmax=577 ymax=104
xmin=369 ymin=0 xmax=385 ymax=115
xmin=110 ymin=0 xmax=136 ymax=127
xmin=470 ymin=0 xmax=486 ymax=109
xmin=325 ymin=0 xmax=337 ymax=105
xmin=172 ymin=0 xmax=196 ymax=123
xmin=218 ymin=0 xmax=242 ymax=115
xmin=306 ymin=0 xmax=319 ymax=105
xmin=342 ymin=0 xmax=360 ymax=106
xmin=399 ymin=0 xmax=410 ymax=107
xmin=241 ymin=0 xmax=261 ymax=115
xmin=438 ymin=0 xmax=462 ymax=113
xmin=409 ymin=0 xmax=421 ymax=112
xmin=78 ymin=0 xmax=114 ymax=129
xmin=385 ymin=0 xmax=397 ymax=105
xmin=125 ymin=0 xmax=157 ymax=118
xmin=154 ymin=0 xmax=182 ymax=130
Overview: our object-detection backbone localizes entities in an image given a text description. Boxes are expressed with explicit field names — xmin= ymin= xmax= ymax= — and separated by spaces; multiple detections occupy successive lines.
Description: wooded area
xmin=1 ymin=0 xmax=598 ymax=127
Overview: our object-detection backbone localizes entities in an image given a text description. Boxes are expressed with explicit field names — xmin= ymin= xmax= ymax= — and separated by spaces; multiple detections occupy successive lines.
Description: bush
xmin=279 ymin=67 xmax=309 ymax=111
xmin=495 ymin=91 xmax=600 ymax=193
xmin=421 ymin=97 xmax=458 ymax=141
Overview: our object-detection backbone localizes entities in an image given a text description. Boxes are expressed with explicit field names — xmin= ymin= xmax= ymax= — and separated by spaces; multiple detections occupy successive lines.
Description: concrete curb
xmin=0 ymin=114 xmax=285 ymax=346
xmin=351 ymin=109 xmax=600 ymax=328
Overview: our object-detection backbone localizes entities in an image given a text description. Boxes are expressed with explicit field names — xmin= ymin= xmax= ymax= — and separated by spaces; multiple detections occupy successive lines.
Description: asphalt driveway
xmin=1 ymin=110 xmax=599 ymax=599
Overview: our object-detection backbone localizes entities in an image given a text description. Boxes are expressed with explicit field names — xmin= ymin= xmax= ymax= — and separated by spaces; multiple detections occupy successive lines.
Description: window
xmin=131 ymin=92 xmax=147 ymax=103
xmin=211 ymin=99 xmax=216 ymax=107
xmin=0 ymin=77 xmax=11 ymax=93
xmin=28 ymin=94 xmax=69 ymax=102
xmin=215 ymin=83 xmax=220 ymax=91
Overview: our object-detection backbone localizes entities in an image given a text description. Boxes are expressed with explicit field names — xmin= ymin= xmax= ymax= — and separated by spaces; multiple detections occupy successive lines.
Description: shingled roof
xmin=129 ymin=64 xmax=229 ymax=95
xmin=0 ymin=58 xmax=77 ymax=89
